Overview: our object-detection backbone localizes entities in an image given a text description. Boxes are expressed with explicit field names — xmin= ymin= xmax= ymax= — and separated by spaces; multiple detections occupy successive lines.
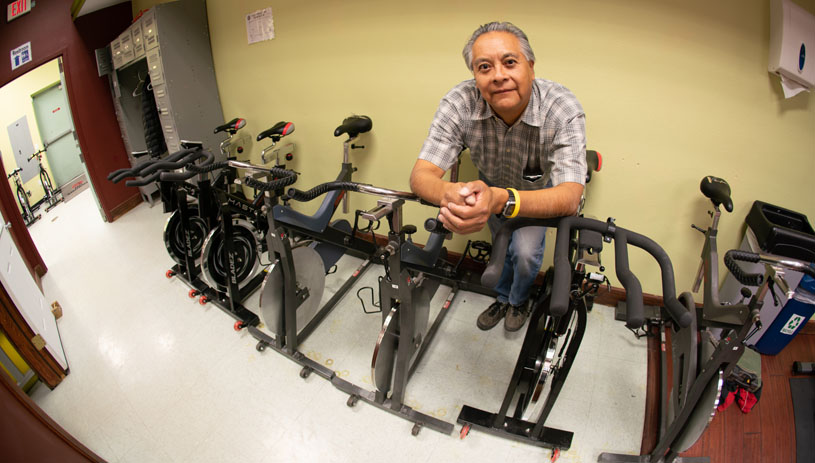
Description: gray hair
xmin=462 ymin=22 xmax=536 ymax=71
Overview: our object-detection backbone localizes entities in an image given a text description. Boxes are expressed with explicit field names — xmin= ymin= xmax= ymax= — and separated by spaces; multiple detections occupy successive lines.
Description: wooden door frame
xmin=0 ymin=282 xmax=65 ymax=389
xmin=1 ymin=360 xmax=103 ymax=462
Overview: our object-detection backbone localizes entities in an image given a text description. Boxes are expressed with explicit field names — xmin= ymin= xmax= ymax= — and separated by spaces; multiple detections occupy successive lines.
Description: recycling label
xmin=780 ymin=314 xmax=806 ymax=335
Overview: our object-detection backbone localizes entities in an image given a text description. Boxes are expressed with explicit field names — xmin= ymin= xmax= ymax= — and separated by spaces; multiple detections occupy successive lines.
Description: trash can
xmin=754 ymin=275 xmax=815 ymax=355
xmin=719 ymin=201 xmax=815 ymax=355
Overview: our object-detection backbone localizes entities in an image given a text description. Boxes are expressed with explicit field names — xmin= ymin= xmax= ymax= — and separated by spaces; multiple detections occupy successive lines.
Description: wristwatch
xmin=501 ymin=188 xmax=517 ymax=218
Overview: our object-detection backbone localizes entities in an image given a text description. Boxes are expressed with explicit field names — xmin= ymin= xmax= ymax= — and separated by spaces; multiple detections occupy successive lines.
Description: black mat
xmin=789 ymin=377 xmax=815 ymax=463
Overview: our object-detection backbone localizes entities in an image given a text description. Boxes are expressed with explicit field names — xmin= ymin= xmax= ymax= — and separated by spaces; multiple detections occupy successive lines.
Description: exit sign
xmin=7 ymin=0 xmax=34 ymax=22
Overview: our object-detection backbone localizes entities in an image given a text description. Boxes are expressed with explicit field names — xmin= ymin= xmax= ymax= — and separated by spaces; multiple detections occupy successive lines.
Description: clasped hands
xmin=436 ymin=180 xmax=499 ymax=235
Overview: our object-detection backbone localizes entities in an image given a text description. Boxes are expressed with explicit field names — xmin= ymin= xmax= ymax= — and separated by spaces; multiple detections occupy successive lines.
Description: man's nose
xmin=493 ymin=65 xmax=508 ymax=82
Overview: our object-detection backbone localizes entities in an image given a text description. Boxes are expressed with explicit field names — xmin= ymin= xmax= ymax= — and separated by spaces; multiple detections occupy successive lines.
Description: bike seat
xmin=700 ymin=176 xmax=733 ymax=212
xmin=272 ymin=189 xmax=342 ymax=234
xmin=257 ymin=121 xmax=295 ymax=142
xmin=586 ymin=150 xmax=602 ymax=183
xmin=401 ymin=232 xmax=447 ymax=268
xmin=334 ymin=115 xmax=372 ymax=138
xmin=214 ymin=117 xmax=246 ymax=135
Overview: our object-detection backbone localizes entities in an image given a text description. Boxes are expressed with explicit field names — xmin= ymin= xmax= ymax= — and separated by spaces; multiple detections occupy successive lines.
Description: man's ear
xmin=529 ymin=60 xmax=535 ymax=75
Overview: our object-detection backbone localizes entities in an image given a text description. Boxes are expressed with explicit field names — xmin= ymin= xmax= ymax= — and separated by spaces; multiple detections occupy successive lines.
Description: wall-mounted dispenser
xmin=769 ymin=0 xmax=815 ymax=98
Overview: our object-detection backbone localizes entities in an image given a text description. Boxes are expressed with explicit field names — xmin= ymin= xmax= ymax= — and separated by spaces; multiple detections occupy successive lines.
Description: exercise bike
xmin=455 ymin=150 xmax=610 ymax=452
xmin=7 ymin=167 xmax=40 ymax=227
xmin=27 ymin=148 xmax=63 ymax=212
xmin=276 ymin=179 xmax=456 ymax=435
xmin=108 ymin=142 xmax=278 ymax=327
xmin=195 ymin=120 xmax=295 ymax=299
xmin=454 ymin=209 xmax=695 ymax=457
xmin=598 ymin=176 xmax=815 ymax=462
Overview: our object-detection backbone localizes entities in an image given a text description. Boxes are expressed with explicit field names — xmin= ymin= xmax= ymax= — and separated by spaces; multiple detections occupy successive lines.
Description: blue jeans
xmin=487 ymin=214 xmax=547 ymax=307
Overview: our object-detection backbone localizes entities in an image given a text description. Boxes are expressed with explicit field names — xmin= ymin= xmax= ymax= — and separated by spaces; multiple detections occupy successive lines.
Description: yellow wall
xmin=133 ymin=0 xmax=815 ymax=296
xmin=0 ymin=58 xmax=60 ymax=210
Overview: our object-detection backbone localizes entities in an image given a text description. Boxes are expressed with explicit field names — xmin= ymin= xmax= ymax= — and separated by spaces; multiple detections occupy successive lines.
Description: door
xmin=31 ymin=81 xmax=83 ymax=189
xmin=0 ymin=207 xmax=67 ymax=370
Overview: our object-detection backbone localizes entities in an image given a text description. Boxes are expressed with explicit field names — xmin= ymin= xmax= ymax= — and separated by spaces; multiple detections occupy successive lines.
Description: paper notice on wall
xmin=246 ymin=7 xmax=275 ymax=45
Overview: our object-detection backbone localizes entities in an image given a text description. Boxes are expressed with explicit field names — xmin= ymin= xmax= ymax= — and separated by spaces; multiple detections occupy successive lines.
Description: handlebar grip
xmin=108 ymin=167 xmax=133 ymax=181
xmin=159 ymin=170 xmax=197 ymax=182
xmin=158 ymin=150 xmax=215 ymax=181
xmin=724 ymin=250 xmax=764 ymax=286
xmin=483 ymin=218 xmax=560 ymax=296
xmin=126 ymin=171 xmax=161 ymax=186
xmin=244 ymin=171 xmax=298 ymax=192
xmin=481 ymin=227 xmax=510 ymax=289
xmin=424 ymin=218 xmax=449 ymax=235
xmin=615 ymin=231 xmax=644 ymax=329
xmin=287 ymin=182 xmax=358 ymax=202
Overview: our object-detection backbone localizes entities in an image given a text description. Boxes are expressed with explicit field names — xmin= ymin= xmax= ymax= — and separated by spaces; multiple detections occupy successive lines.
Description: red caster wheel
xmin=199 ymin=295 xmax=208 ymax=305
xmin=189 ymin=289 xmax=199 ymax=298
xmin=551 ymin=448 xmax=561 ymax=462
xmin=459 ymin=424 xmax=470 ymax=439
xmin=166 ymin=270 xmax=176 ymax=279
xmin=233 ymin=321 xmax=246 ymax=331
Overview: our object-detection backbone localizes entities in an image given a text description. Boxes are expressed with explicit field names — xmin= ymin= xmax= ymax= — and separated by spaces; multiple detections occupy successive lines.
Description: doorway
xmin=1 ymin=57 xmax=100 ymax=222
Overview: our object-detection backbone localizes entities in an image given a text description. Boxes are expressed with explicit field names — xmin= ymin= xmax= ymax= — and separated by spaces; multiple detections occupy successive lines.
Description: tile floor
xmin=27 ymin=189 xmax=649 ymax=463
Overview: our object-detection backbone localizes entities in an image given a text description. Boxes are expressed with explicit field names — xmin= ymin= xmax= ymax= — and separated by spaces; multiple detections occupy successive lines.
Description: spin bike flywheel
xmin=372 ymin=305 xmax=399 ymax=393
xmin=200 ymin=217 xmax=262 ymax=292
xmin=258 ymin=245 xmax=325 ymax=338
xmin=513 ymin=269 xmax=561 ymax=417
xmin=163 ymin=205 xmax=209 ymax=266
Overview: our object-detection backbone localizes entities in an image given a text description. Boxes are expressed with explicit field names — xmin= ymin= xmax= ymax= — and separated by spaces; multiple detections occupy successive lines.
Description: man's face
xmin=471 ymin=31 xmax=535 ymax=125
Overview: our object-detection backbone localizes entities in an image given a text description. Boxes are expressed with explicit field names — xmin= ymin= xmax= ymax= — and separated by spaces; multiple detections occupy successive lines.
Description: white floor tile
xmin=26 ymin=189 xmax=649 ymax=462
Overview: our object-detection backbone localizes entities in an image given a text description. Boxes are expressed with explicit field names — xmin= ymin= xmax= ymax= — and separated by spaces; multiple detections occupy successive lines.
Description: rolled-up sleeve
xmin=547 ymin=100 xmax=587 ymax=187
xmin=419 ymin=94 xmax=466 ymax=172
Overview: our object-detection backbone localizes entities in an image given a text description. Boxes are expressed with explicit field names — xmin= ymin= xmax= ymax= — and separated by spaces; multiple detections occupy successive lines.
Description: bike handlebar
xmin=7 ymin=167 xmax=22 ymax=179
xmin=124 ymin=148 xmax=213 ymax=186
xmin=286 ymin=181 xmax=433 ymax=206
xmin=108 ymin=147 xmax=201 ymax=183
xmin=725 ymin=249 xmax=815 ymax=286
xmin=226 ymin=160 xmax=298 ymax=191
xmin=157 ymin=149 xmax=216 ymax=182
xmin=484 ymin=216 xmax=693 ymax=329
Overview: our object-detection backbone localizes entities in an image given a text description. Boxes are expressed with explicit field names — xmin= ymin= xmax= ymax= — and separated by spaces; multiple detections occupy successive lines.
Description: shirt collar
xmin=471 ymin=79 xmax=542 ymax=127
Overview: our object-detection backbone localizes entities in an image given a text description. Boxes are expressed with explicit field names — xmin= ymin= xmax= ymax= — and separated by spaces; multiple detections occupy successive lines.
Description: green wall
xmin=134 ymin=0 xmax=815 ymax=296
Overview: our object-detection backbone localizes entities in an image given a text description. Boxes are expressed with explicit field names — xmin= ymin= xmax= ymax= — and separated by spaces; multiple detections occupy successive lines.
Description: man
xmin=409 ymin=22 xmax=587 ymax=332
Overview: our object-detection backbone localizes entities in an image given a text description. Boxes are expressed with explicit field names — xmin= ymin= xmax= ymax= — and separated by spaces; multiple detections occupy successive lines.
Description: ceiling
xmin=75 ymin=0 xmax=130 ymax=18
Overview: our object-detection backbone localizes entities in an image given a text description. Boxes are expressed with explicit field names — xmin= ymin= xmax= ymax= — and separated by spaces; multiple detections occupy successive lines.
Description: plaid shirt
xmin=419 ymin=78 xmax=586 ymax=190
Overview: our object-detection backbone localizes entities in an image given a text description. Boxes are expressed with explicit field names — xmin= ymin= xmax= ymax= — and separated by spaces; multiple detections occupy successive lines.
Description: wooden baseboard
xmin=109 ymin=193 xmax=142 ymax=222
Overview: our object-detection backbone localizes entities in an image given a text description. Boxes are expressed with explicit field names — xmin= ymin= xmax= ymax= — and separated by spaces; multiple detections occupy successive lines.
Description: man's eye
xmin=504 ymin=59 xmax=517 ymax=66
xmin=478 ymin=63 xmax=491 ymax=71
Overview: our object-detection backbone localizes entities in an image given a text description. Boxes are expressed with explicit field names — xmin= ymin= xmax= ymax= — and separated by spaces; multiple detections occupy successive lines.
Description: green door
xmin=31 ymin=81 xmax=83 ymax=188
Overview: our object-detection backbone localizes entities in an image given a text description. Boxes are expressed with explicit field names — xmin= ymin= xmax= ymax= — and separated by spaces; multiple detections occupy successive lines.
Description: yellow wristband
xmin=507 ymin=188 xmax=521 ymax=218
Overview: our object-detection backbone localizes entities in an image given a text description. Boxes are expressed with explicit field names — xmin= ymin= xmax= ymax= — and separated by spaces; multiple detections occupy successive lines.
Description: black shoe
xmin=477 ymin=301 xmax=509 ymax=331
xmin=504 ymin=302 xmax=530 ymax=332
